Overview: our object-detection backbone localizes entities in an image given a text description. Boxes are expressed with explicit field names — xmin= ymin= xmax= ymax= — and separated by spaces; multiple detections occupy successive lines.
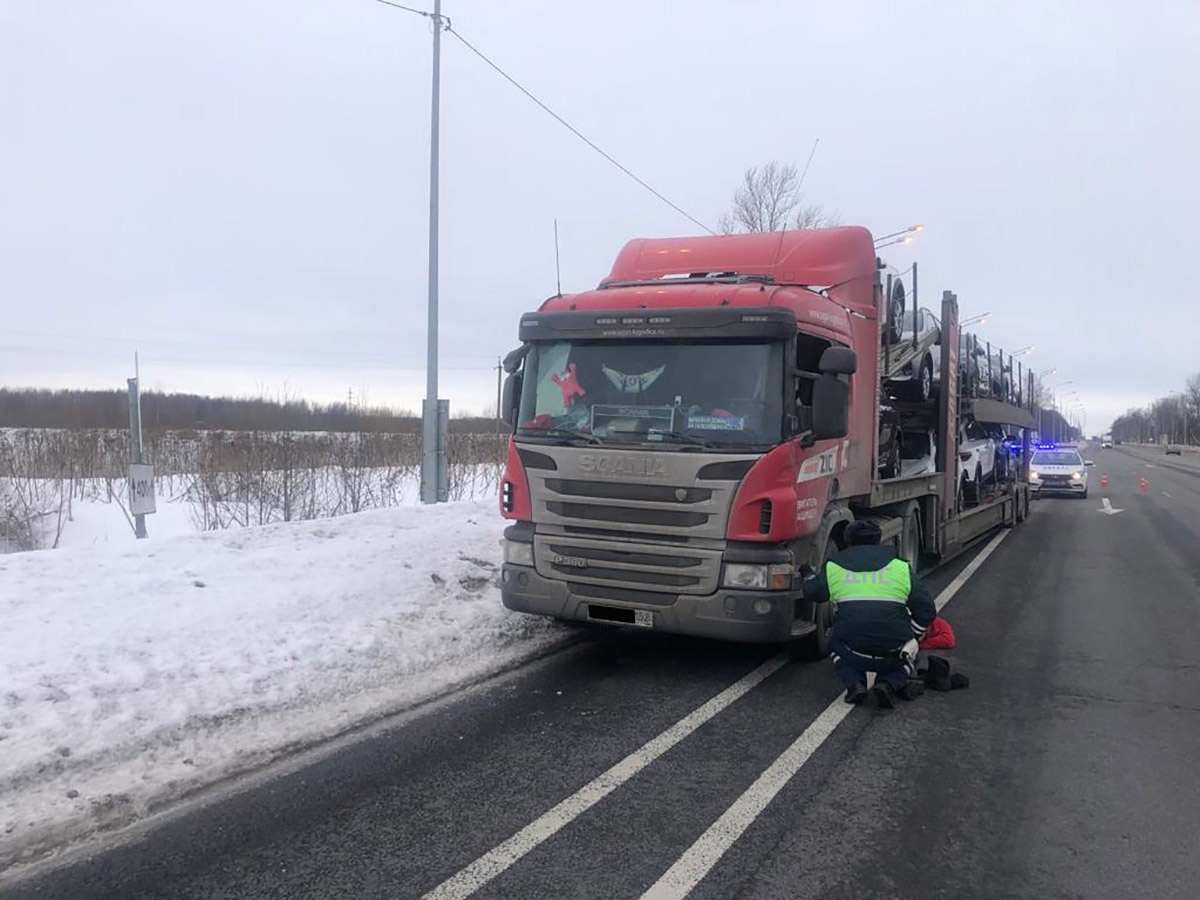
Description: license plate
xmin=633 ymin=610 xmax=655 ymax=628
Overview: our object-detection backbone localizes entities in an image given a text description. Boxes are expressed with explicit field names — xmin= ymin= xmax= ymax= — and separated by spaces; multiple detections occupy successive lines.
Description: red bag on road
xmin=919 ymin=616 xmax=956 ymax=650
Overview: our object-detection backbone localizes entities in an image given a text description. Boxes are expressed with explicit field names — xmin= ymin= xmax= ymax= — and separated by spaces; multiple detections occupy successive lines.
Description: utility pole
xmin=127 ymin=354 xmax=148 ymax=539
xmin=420 ymin=0 xmax=448 ymax=503
xmin=495 ymin=356 xmax=502 ymax=435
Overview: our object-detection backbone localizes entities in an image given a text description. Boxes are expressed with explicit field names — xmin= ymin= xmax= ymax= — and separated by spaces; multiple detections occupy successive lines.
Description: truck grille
xmin=522 ymin=447 xmax=756 ymax=600
xmin=534 ymin=533 xmax=721 ymax=596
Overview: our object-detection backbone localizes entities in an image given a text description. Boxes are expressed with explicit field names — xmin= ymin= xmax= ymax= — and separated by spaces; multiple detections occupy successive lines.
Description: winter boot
xmin=899 ymin=679 xmax=926 ymax=701
xmin=871 ymin=682 xmax=896 ymax=709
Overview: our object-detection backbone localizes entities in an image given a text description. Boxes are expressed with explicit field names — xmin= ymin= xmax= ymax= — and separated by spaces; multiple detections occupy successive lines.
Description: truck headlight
xmin=504 ymin=540 xmax=534 ymax=567
xmin=722 ymin=563 xmax=792 ymax=591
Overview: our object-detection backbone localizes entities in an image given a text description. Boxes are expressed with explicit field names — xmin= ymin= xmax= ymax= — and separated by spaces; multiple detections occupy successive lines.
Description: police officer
xmin=804 ymin=520 xmax=936 ymax=708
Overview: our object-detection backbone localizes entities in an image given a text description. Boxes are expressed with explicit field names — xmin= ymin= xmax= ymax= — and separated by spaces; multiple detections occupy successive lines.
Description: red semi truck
xmin=497 ymin=227 xmax=1034 ymax=655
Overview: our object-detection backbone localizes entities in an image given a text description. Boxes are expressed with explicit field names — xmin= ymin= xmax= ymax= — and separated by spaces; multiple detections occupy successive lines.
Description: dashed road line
xmin=640 ymin=530 xmax=1010 ymax=900
xmin=420 ymin=654 xmax=790 ymax=899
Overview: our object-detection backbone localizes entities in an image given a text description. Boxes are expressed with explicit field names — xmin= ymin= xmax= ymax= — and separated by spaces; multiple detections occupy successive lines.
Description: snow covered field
xmin=0 ymin=500 xmax=569 ymax=870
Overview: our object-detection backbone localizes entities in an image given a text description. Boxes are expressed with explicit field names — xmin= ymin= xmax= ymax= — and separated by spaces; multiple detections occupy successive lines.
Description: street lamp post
xmin=961 ymin=312 xmax=992 ymax=328
xmin=874 ymin=225 xmax=924 ymax=248
xmin=1035 ymin=367 xmax=1057 ymax=438
xmin=1170 ymin=390 xmax=1188 ymax=446
xmin=1051 ymin=381 xmax=1074 ymax=441
xmin=1056 ymin=389 xmax=1078 ymax=442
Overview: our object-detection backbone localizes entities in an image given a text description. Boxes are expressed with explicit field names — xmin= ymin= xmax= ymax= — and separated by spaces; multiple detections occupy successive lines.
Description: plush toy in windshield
xmin=550 ymin=363 xmax=586 ymax=407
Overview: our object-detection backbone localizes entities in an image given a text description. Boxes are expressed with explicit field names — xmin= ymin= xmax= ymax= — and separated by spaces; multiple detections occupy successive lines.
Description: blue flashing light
xmin=1035 ymin=442 xmax=1057 ymax=450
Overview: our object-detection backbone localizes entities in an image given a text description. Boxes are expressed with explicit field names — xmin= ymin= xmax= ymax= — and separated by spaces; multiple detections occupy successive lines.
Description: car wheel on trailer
xmin=904 ymin=355 xmax=934 ymax=403
xmin=798 ymin=536 xmax=839 ymax=661
xmin=888 ymin=441 xmax=901 ymax=479
xmin=886 ymin=280 xmax=906 ymax=344
xmin=957 ymin=474 xmax=967 ymax=512
xmin=965 ymin=466 xmax=982 ymax=505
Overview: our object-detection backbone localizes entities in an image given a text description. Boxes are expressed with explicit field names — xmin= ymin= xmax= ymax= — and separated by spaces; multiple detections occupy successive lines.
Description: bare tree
xmin=718 ymin=161 xmax=838 ymax=234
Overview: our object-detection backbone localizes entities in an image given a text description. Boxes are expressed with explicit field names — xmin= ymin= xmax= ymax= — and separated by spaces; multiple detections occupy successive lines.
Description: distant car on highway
xmin=1165 ymin=444 xmax=1182 ymax=456
xmin=1101 ymin=439 xmax=1113 ymax=449
xmin=1029 ymin=445 xmax=1094 ymax=498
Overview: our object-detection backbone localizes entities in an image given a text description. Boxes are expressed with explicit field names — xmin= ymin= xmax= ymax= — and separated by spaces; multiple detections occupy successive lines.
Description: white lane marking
xmin=421 ymin=654 xmax=790 ymax=900
xmin=1162 ymin=492 xmax=1171 ymax=498
xmin=1145 ymin=463 xmax=1156 ymax=468
xmin=641 ymin=530 xmax=1010 ymax=900
xmin=931 ymin=530 xmax=1010 ymax=612
xmin=1099 ymin=498 xmax=1125 ymax=516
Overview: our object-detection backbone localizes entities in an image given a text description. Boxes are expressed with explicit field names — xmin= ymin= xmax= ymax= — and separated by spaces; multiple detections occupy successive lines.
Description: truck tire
xmin=901 ymin=508 xmax=921 ymax=567
xmin=798 ymin=537 xmax=838 ymax=661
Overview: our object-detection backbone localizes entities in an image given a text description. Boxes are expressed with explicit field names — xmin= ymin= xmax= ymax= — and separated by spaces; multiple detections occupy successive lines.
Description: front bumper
xmin=500 ymin=563 xmax=806 ymax=643
xmin=1029 ymin=480 xmax=1086 ymax=495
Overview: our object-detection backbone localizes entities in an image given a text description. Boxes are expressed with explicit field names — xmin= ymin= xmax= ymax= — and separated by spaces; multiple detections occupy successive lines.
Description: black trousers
xmin=828 ymin=635 xmax=913 ymax=691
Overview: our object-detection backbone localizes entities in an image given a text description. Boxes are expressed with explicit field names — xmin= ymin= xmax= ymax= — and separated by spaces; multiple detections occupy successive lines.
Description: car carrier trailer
xmin=496 ymin=227 xmax=1033 ymax=655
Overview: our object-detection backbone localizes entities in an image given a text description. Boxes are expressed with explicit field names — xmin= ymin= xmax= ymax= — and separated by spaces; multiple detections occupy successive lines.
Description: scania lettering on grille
xmin=551 ymin=554 xmax=588 ymax=568
xmin=577 ymin=454 xmax=670 ymax=478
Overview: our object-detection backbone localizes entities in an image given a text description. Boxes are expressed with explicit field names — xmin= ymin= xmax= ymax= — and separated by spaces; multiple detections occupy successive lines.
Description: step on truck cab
xmin=497 ymin=227 xmax=1032 ymax=654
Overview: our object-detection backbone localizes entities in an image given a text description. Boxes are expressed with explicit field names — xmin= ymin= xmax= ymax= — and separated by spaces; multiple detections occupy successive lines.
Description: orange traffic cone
xmin=1139 ymin=475 xmax=1148 ymax=492
xmin=1100 ymin=472 xmax=1109 ymax=489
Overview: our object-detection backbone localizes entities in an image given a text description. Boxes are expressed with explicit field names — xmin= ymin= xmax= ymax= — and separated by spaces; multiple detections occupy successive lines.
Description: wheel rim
xmin=921 ymin=362 xmax=932 ymax=400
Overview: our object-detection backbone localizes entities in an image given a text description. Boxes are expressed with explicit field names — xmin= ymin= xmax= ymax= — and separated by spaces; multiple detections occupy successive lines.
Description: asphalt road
xmin=5 ymin=452 xmax=1199 ymax=900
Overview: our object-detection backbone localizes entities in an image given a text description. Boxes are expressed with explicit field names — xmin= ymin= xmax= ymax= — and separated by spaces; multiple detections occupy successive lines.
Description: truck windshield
xmin=516 ymin=339 xmax=784 ymax=448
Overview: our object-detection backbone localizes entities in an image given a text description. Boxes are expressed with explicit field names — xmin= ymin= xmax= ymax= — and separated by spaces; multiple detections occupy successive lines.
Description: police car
xmin=1028 ymin=444 xmax=1094 ymax=498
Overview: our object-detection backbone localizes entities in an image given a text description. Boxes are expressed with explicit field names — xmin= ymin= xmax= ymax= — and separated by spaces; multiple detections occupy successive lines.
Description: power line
xmin=444 ymin=25 xmax=714 ymax=235
xmin=376 ymin=0 xmax=440 ymax=20
xmin=0 ymin=328 xmax=486 ymax=365
xmin=0 ymin=345 xmax=492 ymax=372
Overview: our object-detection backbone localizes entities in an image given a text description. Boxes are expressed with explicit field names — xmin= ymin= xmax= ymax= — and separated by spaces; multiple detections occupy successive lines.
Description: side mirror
xmin=810 ymin=373 xmax=850 ymax=441
xmin=1084 ymin=460 xmax=1095 ymax=467
xmin=501 ymin=373 xmax=523 ymax=428
xmin=818 ymin=346 xmax=857 ymax=375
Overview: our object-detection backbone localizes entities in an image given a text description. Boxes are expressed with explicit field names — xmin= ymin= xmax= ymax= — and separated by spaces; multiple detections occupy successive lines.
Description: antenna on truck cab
xmin=772 ymin=137 xmax=821 ymax=277
xmin=554 ymin=218 xmax=563 ymax=297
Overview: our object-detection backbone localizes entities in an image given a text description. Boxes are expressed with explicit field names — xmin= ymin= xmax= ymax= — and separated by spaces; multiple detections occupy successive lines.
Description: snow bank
xmin=0 ymin=502 xmax=568 ymax=868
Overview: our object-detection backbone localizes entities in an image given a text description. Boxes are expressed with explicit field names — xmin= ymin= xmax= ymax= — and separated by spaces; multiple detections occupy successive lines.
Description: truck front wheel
xmin=798 ymin=537 xmax=838 ymax=661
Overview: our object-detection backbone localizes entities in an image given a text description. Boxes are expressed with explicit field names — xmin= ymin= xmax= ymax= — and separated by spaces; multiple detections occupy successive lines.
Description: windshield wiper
xmin=515 ymin=427 xmax=603 ymax=445
xmin=605 ymin=429 xmax=716 ymax=449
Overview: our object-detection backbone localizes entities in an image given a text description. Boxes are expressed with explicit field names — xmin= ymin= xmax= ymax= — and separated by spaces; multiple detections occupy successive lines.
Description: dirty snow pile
xmin=0 ymin=502 xmax=567 ymax=868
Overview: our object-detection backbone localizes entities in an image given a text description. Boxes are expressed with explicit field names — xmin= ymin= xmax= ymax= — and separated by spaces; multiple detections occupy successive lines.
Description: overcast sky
xmin=3 ymin=1 xmax=1198 ymax=431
